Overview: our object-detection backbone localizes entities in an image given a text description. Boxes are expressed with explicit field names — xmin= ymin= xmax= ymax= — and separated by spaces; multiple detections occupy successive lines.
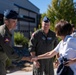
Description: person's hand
xmin=54 ymin=59 xmax=59 ymax=68
xmin=31 ymin=56 xmax=38 ymax=62
xmin=64 ymin=59 xmax=75 ymax=66
xmin=33 ymin=61 xmax=40 ymax=68
xmin=22 ymin=56 xmax=32 ymax=62
xmin=27 ymin=56 xmax=32 ymax=62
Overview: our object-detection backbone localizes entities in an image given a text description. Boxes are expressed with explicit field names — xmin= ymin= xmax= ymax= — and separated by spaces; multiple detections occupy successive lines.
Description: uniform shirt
xmin=0 ymin=24 xmax=22 ymax=61
xmin=29 ymin=29 xmax=58 ymax=55
xmin=54 ymin=35 xmax=76 ymax=75
xmin=29 ymin=29 xmax=58 ymax=75
xmin=4 ymin=26 xmax=12 ymax=45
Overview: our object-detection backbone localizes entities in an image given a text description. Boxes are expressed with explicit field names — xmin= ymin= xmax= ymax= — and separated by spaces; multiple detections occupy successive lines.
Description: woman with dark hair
xmin=31 ymin=20 xmax=76 ymax=75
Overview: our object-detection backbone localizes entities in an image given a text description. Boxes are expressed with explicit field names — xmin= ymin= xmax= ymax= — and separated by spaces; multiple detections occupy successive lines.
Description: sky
xmin=29 ymin=0 xmax=76 ymax=14
xmin=29 ymin=0 xmax=51 ymax=14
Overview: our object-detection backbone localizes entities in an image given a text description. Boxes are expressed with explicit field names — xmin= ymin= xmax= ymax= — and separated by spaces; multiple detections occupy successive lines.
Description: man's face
xmin=42 ymin=21 xmax=50 ymax=31
xmin=5 ymin=19 xmax=17 ymax=30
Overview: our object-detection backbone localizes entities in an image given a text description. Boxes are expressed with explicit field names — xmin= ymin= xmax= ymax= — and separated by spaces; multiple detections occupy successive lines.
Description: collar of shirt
xmin=62 ymin=35 xmax=72 ymax=46
xmin=41 ymin=29 xmax=50 ymax=36
xmin=63 ymin=35 xmax=72 ymax=42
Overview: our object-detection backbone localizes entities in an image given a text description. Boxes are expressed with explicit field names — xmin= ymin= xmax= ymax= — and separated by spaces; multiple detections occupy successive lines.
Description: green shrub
xmin=14 ymin=32 xmax=29 ymax=47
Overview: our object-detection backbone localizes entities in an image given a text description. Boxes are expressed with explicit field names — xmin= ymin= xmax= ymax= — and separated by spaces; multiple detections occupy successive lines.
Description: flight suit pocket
xmin=0 ymin=52 xmax=8 ymax=61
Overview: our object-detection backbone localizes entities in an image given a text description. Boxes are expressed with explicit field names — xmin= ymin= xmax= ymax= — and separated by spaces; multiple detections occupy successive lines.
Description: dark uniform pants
xmin=33 ymin=59 xmax=54 ymax=75
xmin=0 ymin=61 xmax=6 ymax=75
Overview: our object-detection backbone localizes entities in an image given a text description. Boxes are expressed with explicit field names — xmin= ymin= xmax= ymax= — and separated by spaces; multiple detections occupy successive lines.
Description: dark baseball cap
xmin=4 ymin=10 xmax=18 ymax=19
xmin=42 ymin=16 xmax=50 ymax=23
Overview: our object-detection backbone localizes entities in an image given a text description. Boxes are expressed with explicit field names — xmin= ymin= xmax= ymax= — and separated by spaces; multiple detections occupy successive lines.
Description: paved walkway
xmin=7 ymin=71 xmax=32 ymax=75
xmin=7 ymin=69 xmax=57 ymax=75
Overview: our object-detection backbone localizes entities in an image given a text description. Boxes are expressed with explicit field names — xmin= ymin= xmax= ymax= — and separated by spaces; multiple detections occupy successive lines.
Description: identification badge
xmin=47 ymin=37 xmax=52 ymax=40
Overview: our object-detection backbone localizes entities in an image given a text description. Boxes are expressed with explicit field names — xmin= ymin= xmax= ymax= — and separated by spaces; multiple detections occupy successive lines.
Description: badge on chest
xmin=42 ymin=36 xmax=52 ymax=41
xmin=4 ymin=37 xmax=10 ymax=44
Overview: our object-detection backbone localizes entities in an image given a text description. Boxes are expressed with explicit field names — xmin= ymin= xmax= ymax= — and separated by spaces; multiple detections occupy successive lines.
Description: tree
xmin=46 ymin=0 xmax=76 ymax=30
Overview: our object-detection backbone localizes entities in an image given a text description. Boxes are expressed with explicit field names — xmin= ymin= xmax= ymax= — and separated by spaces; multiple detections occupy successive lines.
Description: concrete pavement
xmin=7 ymin=71 xmax=32 ymax=75
xmin=7 ymin=69 xmax=57 ymax=75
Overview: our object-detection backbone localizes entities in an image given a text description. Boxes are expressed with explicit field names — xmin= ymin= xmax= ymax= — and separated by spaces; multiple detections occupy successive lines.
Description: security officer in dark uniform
xmin=29 ymin=16 xmax=58 ymax=75
xmin=0 ymin=10 xmax=31 ymax=75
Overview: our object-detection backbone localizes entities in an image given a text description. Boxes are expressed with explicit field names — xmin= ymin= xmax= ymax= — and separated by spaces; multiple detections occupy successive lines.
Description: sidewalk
xmin=7 ymin=71 xmax=32 ymax=75
xmin=6 ymin=62 xmax=57 ymax=75
xmin=7 ymin=69 xmax=57 ymax=75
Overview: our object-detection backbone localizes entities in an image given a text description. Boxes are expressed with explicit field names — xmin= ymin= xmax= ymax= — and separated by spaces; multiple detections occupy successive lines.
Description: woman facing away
xmin=31 ymin=20 xmax=76 ymax=75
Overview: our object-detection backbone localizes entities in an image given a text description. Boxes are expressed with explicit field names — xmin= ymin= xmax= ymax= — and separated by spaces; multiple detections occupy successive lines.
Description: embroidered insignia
xmin=4 ymin=38 xmax=10 ymax=43
xmin=47 ymin=37 xmax=52 ymax=40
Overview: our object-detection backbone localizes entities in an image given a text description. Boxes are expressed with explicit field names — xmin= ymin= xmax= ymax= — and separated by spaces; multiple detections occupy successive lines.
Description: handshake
xmin=22 ymin=56 xmax=40 ymax=68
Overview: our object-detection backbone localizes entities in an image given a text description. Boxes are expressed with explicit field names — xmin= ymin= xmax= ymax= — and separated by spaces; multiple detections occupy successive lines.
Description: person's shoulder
xmin=0 ymin=24 xmax=5 ymax=32
xmin=49 ymin=30 xmax=55 ymax=34
xmin=31 ymin=29 xmax=41 ymax=37
xmin=49 ymin=30 xmax=56 ymax=36
xmin=66 ymin=36 xmax=76 ymax=47
xmin=0 ymin=24 xmax=5 ymax=28
xmin=0 ymin=24 xmax=6 ymax=36
xmin=33 ymin=29 xmax=42 ymax=35
xmin=35 ymin=29 xmax=42 ymax=33
xmin=67 ymin=36 xmax=76 ymax=43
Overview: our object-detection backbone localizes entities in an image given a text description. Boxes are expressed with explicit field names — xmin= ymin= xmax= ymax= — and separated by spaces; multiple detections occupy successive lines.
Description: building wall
xmin=0 ymin=0 xmax=40 ymax=38
xmin=0 ymin=0 xmax=14 ymax=13
xmin=15 ymin=6 xmax=39 ymax=38
xmin=12 ymin=0 xmax=40 ymax=38
xmin=9 ymin=0 xmax=40 ymax=14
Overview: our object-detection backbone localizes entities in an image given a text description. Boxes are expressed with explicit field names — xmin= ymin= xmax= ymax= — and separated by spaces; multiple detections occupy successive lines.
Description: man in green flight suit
xmin=29 ymin=16 xmax=58 ymax=75
xmin=0 ymin=10 xmax=31 ymax=75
